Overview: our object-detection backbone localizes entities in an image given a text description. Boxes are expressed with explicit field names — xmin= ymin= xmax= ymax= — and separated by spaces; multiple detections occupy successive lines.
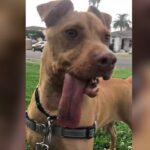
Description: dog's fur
xmin=26 ymin=1 xmax=132 ymax=149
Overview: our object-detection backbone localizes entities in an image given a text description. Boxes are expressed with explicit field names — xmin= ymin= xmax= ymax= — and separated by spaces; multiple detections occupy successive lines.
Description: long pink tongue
xmin=58 ymin=73 xmax=86 ymax=128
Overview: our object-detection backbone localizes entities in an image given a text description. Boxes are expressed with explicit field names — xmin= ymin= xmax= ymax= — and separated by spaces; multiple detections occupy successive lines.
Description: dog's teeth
xmin=89 ymin=79 xmax=96 ymax=87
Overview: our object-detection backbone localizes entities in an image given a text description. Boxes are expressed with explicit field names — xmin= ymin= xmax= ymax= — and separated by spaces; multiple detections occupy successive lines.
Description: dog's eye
xmin=105 ymin=34 xmax=110 ymax=41
xmin=65 ymin=29 xmax=78 ymax=39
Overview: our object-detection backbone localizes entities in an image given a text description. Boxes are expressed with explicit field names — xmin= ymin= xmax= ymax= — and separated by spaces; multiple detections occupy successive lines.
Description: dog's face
xmin=37 ymin=0 xmax=117 ymax=127
xmin=37 ymin=0 xmax=116 ymax=81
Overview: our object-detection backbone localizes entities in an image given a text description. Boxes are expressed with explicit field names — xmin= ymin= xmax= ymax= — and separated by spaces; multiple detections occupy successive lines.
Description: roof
xmin=26 ymin=26 xmax=46 ymax=31
xmin=111 ymin=29 xmax=132 ymax=38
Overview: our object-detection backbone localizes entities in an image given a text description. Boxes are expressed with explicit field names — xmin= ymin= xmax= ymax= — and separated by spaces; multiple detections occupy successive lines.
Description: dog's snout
xmin=95 ymin=52 xmax=117 ymax=68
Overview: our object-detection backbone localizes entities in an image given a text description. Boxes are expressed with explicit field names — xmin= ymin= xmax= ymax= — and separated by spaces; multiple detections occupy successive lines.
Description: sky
xmin=26 ymin=0 xmax=132 ymax=28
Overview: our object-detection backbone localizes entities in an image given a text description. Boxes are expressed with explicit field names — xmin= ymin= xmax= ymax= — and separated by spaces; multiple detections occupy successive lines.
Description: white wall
xmin=26 ymin=38 xmax=32 ymax=50
xmin=113 ymin=37 xmax=121 ymax=52
xmin=123 ymin=39 xmax=132 ymax=51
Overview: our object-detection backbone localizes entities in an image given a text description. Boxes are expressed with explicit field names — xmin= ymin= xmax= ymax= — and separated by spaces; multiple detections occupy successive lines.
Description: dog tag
xmin=36 ymin=142 xmax=49 ymax=150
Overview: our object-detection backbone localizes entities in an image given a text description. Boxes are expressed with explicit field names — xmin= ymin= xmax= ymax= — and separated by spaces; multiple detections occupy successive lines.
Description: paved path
xmin=26 ymin=50 xmax=132 ymax=69
xmin=116 ymin=56 xmax=132 ymax=69
xmin=26 ymin=50 xmax=41 ymax=60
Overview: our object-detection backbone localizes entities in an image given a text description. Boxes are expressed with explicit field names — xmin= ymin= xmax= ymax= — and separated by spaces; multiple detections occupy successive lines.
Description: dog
xmin=26 ymin=0 xmax=131 ymax=149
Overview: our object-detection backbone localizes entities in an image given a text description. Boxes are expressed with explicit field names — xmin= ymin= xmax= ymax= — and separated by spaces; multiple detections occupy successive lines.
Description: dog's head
xmin=37 ymin=0 xmax=116 ymax=80
xmin=37 ymin=0 xmax=117 ymax=128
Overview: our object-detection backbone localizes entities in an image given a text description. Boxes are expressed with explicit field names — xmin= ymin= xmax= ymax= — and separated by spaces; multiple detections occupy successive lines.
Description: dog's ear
xmin=102 ymin=12 xmax=112 ymax=29
xmin=88 ymin=6 xmax=112 ymax=29
xmin=37 ymin=0 xmax=74 ymax=27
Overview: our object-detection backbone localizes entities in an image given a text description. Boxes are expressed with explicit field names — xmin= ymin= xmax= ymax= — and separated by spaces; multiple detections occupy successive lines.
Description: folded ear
xmin=88 ymin=6 xmax=112 ymax=29
xmin=102 ymin=12 xmax=112 ymax=29
xmin=37 ymin=0 xmax=74 ymax=27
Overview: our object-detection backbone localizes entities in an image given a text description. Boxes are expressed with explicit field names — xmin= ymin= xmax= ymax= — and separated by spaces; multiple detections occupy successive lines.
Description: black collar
xmin=26 ymin=87 xmax=96 ymax=139
xmin=26 ymin=112 xmax=96 ymax=139
xmin=35 ymin=87 xmax=57 ymax=120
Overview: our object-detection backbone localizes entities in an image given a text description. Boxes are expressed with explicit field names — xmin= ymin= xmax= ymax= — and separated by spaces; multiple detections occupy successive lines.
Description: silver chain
xmin=36 ymin=117 xmax=54 ymax=150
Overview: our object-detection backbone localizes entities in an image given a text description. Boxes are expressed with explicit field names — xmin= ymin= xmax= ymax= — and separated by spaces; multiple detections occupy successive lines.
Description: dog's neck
xmin=38 ymin=50 xmax=65 ymax=116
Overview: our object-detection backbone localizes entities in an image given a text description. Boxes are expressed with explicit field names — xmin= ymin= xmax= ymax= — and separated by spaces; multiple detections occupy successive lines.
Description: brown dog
xmin=26 ymin=0 xmax=131 ymax=149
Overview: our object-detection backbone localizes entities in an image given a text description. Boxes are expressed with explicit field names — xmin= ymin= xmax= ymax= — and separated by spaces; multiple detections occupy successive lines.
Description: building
xmin=26 ymin=26 xmax=46 ymax=31
xmin=26 ymin=37 xmax=32 ymax=50
xmin=26 ymin=26 xmax=46 ymax=50
xmin=26 ymin=26 xmax=46 ymax=41
xmin=110 ymin=29 xmax=132 ymax=52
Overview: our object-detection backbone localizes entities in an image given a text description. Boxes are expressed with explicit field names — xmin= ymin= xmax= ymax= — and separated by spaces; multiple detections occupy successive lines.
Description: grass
xmin=112 ymin=68 xmax=131 ymax=78
xmin=26 ymin=62 xmax=132 ymax=150
xmin=114 ymin=53 xmax=132 ymax=58
xmin=26 ymin=62 xmax=40 ymax=106
xmin=94 ymin=122 xmax=132 ymax=150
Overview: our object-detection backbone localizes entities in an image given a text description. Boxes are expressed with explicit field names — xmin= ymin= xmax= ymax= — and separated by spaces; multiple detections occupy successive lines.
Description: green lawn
xmin=26 ymin=63 xmax=40 ymax=106
xmin=26 ymin=62 xmax=132 ymax=150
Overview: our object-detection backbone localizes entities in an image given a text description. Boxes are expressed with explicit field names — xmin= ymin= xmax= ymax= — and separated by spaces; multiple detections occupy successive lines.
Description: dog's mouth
xmin=85 ymin=77 xmax=99 ymax=97
xmin=58 ymin=72 xmax=112 ymax=128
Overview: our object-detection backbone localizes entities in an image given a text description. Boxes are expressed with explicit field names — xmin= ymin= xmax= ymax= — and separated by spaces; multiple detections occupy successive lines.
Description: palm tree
xmin=89 ymin=0 xmax=101 ymax=8
xmin=113 ymin=14 xmax=131 ymax=31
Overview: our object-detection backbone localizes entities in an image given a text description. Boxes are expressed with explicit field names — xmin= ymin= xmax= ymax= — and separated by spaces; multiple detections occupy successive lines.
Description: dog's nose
xmin=95 ymin=52 xmax=117 ymax=68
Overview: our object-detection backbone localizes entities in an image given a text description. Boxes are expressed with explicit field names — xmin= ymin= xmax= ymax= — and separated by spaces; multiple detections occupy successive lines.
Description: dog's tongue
xmin=58 ymin=73 xmax=86 ymax=128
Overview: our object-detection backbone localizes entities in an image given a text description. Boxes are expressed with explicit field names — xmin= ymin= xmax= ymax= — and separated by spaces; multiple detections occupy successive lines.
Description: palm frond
xmin=113 ymin=13 xmax=131 ymax=31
